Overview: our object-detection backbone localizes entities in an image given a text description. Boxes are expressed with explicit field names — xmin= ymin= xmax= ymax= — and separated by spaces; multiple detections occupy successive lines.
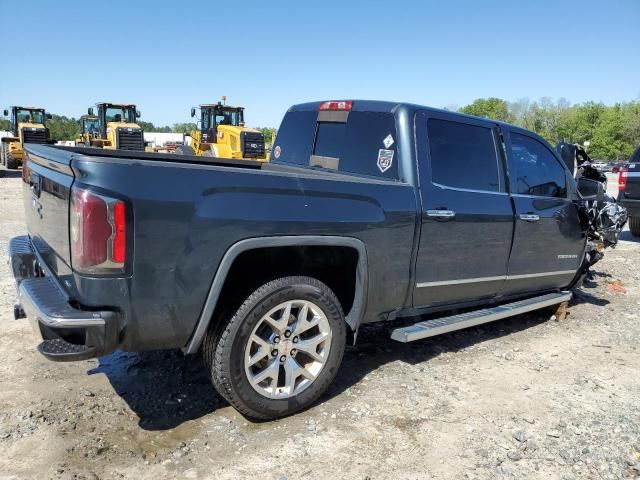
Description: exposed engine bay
xmin=556 ymin=142 xmax=628 ymax=280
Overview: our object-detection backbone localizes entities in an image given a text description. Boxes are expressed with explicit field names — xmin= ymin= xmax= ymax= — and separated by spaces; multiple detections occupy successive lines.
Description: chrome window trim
xmin=416 ymin=269 xmax=576 ymax=288
xmin=431 ymin=182 xmax=509 ymax=196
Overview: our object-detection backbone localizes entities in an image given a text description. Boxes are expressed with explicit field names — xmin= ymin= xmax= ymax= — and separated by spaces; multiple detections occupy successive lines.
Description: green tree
xmin=259 ymin=127 xmax=277 ymax=145
xmin=459 ymin=97 xmax=514 ymax=123
xmin=46 ymin=115 xmax=80 ymax=141
xmin=172 ymin=123 xmax=197 ymax=134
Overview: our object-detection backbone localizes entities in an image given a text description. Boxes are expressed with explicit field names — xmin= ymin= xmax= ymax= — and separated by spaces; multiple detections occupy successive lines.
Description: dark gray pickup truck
xmin=10 ymin=100 xmax=610 ymax=419
xmin=618 ymin=146 xmax=640 ymax=236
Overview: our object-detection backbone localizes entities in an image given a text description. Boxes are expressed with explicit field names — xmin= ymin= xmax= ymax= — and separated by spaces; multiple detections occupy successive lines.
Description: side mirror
xmin=3 ymin=109 xmax=7 ymax=116
xmin=136 ymin=111 xmax=141 ymax=118
xmin=87 ymin=107 xmax=94 ymax=116
xmin=190 ymin=107 xmax=196 ymax=118
xmin=46 ymin=113 xmax=52 ymax=120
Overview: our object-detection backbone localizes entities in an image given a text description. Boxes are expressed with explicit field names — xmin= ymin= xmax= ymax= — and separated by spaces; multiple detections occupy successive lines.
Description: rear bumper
xmin=9 ymin=235 xmax=120 ymax=361
xmin=618 ymin=197 xmax=640 ymax=216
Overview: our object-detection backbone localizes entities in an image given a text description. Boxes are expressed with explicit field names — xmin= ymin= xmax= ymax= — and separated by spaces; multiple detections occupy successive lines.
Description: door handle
xmin=427 ymin=209 xmax=456 ymax=219
xmin=519 ymin=213 xmax=540 ymax=222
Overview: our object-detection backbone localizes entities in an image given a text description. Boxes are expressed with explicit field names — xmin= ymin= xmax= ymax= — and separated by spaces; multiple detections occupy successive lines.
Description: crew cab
xmin=10 ymin=100 xmax=594 ymax=420
xmin=618 ymin=146 xmax=640 ymax=236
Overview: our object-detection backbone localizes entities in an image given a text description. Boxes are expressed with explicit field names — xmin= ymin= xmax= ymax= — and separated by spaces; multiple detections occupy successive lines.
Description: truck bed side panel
xmin=69 ymin=156 xmax=417 ymax=351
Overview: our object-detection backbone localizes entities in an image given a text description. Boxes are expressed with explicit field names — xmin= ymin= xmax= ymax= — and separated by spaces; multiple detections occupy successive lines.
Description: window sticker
xmin=377 ymin=149 xmax=394 ymax=173
xmin=383 ymin=134 xmax=394 ymax=148
xmin=273 ymin=145 xmax=281 ymax=159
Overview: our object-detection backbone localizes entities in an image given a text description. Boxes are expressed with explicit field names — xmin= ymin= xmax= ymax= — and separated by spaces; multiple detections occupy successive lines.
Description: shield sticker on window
xmin=377 ymin=149 xmax=394 ymax=173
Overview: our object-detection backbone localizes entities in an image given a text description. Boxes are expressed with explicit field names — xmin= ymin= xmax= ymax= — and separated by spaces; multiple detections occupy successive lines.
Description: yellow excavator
xmin=81 ymin=102 xmax=146 ymax=151
xmin=1 ymin=106 xmax=51 ymax=169
xmin=175 ymin=98 xmax=267 ymax=161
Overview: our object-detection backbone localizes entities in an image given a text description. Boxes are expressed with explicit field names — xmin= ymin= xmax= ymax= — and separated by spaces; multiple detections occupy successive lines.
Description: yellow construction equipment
xmin=176 ymin=98 xmax=267 ymax=161
xmin=1 ymin=106 xmax=51 ymax=169
xmin=82 ymin=102 xmax=146 ymax=151
xmin=75 ymin=114 xmax=101 ymax=147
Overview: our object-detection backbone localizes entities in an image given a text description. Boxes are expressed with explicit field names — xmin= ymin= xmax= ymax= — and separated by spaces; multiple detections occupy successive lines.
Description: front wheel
xmin=6 ymin=152 xmax=18 ymax=169
xmin=203 ymin=276 xmax=346 ymax=420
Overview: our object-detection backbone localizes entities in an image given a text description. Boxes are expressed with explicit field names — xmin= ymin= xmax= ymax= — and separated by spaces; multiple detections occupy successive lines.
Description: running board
xmin=391 ymin=292 xmax=572 ymax=343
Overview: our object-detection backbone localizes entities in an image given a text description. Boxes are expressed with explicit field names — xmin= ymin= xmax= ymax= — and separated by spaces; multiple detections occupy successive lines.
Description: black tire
xmin=174 ymin=145 xmax=195 ymax=156
xmin=203 ymin=276 xmax=347 ymax=421
xmin=6 ymin=152 xmax=18 ymax=169
xmin=630 ymin=216 xmax=640 ymax=237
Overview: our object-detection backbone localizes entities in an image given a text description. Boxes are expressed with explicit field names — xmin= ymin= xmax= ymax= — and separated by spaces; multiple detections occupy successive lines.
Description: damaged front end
xmin=557 ymin=142 xmax=628 ymax=279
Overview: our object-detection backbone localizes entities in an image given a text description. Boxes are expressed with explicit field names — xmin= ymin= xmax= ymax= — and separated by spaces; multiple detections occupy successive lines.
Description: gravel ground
xmin=0 ymin=170 xmax=639 ymax=480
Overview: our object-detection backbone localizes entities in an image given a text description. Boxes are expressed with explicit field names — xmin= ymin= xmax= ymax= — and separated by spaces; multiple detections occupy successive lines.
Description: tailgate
xmin=23 ymin=144 xmax=75 ymax=269
xmin=624 ymin=163 xmax=640 ymax=199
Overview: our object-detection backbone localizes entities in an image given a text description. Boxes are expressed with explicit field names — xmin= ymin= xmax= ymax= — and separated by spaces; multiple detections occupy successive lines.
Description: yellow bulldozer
xmin=1 ymin=106 xmax=51 ymax=169
xmin=80 ymin=102 xmax=146 ymax=151
xmin=175 ymin=99 xmax=267 ymax=161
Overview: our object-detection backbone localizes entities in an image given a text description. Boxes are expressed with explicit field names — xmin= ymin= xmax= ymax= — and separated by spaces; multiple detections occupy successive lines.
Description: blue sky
xmin=1 ymin=0 xmax=638 ymax=127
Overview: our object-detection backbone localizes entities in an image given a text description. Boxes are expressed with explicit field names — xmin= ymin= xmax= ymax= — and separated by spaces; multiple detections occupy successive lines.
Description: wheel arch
xmin=183 ymin=236 xmax=368 ymax=354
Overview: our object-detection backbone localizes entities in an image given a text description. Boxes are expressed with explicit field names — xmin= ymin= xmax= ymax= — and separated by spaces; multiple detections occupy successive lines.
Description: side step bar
xmin=391 ymin=291 xmax=572 ymax=343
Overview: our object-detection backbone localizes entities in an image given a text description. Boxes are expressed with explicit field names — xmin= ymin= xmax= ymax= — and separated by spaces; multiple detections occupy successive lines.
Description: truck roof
xmin=96 ymin=102 xmax=137 ymax=108
xmin=289 ymin=100 xmax=522 ymax=130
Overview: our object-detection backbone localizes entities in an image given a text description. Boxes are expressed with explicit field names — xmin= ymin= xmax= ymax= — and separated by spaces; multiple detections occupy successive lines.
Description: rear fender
xmin=183 ymin=236 xmax=368 ymax=354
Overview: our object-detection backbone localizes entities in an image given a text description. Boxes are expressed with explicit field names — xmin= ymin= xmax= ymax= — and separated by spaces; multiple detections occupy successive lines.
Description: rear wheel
xmin=629 ymin=216 xmax=640 ymax=237
xmin=203 ymin=276 xmax=346 ymax=420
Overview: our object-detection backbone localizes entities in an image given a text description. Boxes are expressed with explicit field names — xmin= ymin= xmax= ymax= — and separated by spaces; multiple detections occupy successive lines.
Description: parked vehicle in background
xmin=618 ymin=146 xmax=640 ymax=236
xmin=1 ymin=106 xmax=51 ymax=169
xmin=82 ymin=102 xmax=146 ymax=151
xmin=9 ymin=100 xmax=627 ymax=420
xmin=611 ymin=162 xmax=625 ymax=173
xmin=176 ymin=98 xmax=267 ymax=161
xmin=591 ymin=161 xmax=607 ymax=171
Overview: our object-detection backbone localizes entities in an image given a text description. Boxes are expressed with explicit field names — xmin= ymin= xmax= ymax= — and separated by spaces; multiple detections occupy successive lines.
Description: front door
xmin=504 ymin=130 xmax=586 ymax=294
xmin=413 ymin=112 xmax=514 ymax=307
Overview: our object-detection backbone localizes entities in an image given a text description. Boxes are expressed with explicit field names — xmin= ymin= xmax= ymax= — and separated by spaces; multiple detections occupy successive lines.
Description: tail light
xmin=70 ymin=187 xmax=127 ymax=273
xmin=319 ymin=100 xmax=353 ymax=111
xmin=619 ymin=168 xmax=628 ymax=192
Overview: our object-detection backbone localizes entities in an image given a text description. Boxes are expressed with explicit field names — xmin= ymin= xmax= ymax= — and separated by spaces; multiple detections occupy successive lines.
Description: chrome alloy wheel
xmin=244 ymin=300 xmax=332 ymax=399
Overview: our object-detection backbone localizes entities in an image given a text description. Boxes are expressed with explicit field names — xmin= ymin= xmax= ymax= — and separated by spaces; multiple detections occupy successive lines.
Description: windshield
xmin=202 ymin=107 xmax=241 ymax=130
xmin=104 ymin=105 xmax=136 ymax=123
xmin=16 ymin=109 xmax=45 ymax=124
xmin=83 ymin=118 xmax=100 ymax=133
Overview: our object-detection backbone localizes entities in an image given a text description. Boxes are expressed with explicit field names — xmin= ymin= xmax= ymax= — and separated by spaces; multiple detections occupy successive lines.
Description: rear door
xmin=413 ymin=112 xmax=514 ymax=307
xmin=504 ymin=130 xmax=585 ymax=293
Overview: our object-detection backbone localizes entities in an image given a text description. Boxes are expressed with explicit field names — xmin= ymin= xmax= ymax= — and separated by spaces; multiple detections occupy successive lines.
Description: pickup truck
xmin=10 ymin=100 xmax=601 ymax=420
xmin=618 ymin=146 xmax=640 ymax=236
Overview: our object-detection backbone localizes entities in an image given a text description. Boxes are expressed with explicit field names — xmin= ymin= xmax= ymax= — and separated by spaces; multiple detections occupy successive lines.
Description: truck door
xmin=413 ymin=112 xmax=514 ymax=307
xmin=504 ymin=130 xmax=586 ymax=294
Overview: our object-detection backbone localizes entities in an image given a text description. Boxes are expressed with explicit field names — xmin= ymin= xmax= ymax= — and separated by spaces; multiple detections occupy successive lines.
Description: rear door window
xmin=273 ymin=110 xmax=399 ymax=180
xmin=510 ymin=133 xmax=567 ymax=198
xmin=427 ymin=118 xmax=500 ymax=192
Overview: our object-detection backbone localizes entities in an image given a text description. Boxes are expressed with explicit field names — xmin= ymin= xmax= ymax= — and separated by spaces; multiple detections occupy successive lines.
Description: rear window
xmin=272 ymin=110 xmax=399 ymax=179
xmin=630 ymin=146 xmax=640 ymax=163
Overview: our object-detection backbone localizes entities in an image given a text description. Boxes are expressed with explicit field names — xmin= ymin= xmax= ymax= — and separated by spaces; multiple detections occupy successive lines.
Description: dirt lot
xmin=0 ymin=170 xmax=639 ymax=480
